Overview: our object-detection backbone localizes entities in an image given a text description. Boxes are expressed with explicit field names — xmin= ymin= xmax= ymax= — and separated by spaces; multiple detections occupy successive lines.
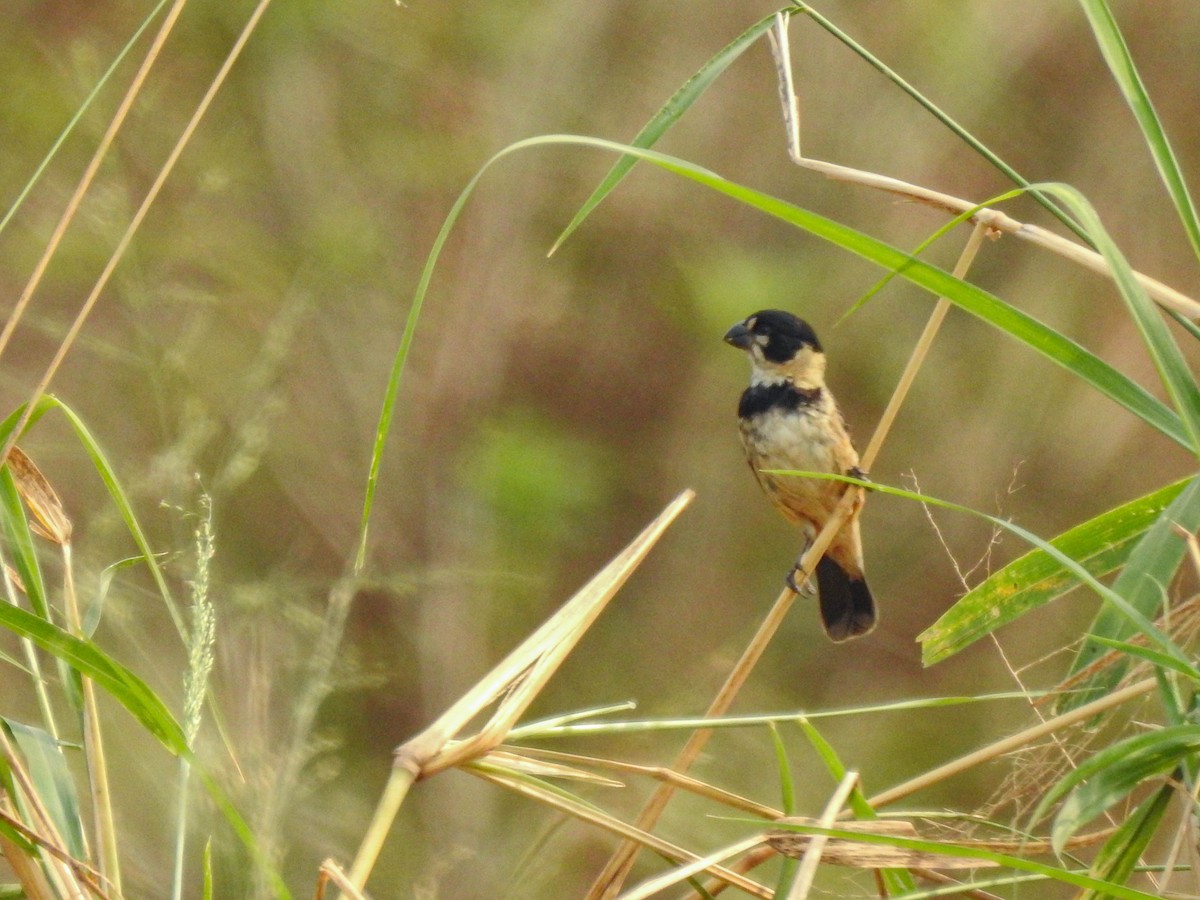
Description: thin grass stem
xmin=54 ymin=542 xmax=120 ymax=891
xmin=587 ymin=220 xmax=991 ymax=900
xmin=0 ymin=0 xmax=190 ymax=370
xmin=0 ymin=0 xmax=275 ymax=475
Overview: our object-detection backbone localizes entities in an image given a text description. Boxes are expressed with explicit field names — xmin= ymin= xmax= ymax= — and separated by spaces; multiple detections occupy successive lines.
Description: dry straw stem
xmin=0 ymin=0 xmax=190 ymax=367
xmin=343 ymin=491 xmax=695 ymax=893
xmin=0 ymin=0 xmax=275 ymax=474
xmin=315 ymin=859 xmax=367 ymax=900
xmin=588 ymin=223 xmax=991 ymax=899
xmin=865 ymin=677 xmax=1156 ymax=811
xmin=0 ymin=804 xmax=112 ymax=899
xmin=509 ymin=745 xmax=787 ymax=818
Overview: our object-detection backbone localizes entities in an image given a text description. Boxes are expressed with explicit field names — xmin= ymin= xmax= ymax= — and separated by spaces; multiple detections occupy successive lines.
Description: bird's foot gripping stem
xmin=847 ymin=465 xmax=872 ymax=487
xmin=786 ymin=562 xmax=815 ymax=595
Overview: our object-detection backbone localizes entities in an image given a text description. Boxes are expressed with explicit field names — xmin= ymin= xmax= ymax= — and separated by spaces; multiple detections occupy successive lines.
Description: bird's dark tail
xmin=815 ymin=556 xmax=876 ymax=641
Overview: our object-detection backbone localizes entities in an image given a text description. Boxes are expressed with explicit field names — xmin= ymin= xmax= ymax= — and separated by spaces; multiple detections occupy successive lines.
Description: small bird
xmin=724 ymin=310 xmax=876 ymax=641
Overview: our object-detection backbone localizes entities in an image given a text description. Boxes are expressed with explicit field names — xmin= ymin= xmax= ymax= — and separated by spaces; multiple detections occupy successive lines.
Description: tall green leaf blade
xmin=43 ymin=396 xmax=184 ymax=639
xmin=1037 ymin=183 xmax=1200 ymax=453
xmin=1062 ymin=477 xmax=1200 ymax=711
xmin=364 ymin=135 xmax=1191 ymax=574
xmin=1040 ymin=728 xmax=1200 ymax=851
xmin=0 ymin=601 xmax=186 ymax=754
xmin=549 ymin=137 xmax=1183 ymax=445
xmin=1080 ymin=0 xmax=1200 ymax=261
xmin=1079 ymin=783 xmax=1173 ymax=900
xmin=921 ymin=479 xmax=1188 ymax=664
xmin=3 ymin=719 xmax=86 ymax=857
xmin=549 ymin=10 xmax=782 ymax=255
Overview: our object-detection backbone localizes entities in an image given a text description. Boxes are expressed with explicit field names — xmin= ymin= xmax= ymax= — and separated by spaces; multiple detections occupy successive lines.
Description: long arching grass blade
xmin=549 ymin=10 xmax=782 ymax=255
xmin=358 ymin=137 xmax=1189 ymax=572
xmin=0 ymin=601 xmax=187 ymax=753
xmin=41 ymin=396 xmax=184 ymax=639
xmin=1080 ymin=0 xmax=1200 ymax=261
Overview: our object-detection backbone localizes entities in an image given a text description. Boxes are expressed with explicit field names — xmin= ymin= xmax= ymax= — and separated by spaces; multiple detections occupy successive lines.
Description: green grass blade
xmin=0 ymin=601 xmax=187 ymax=754
xmin=1036 ymin=183 xmax=1200 ymax=453
xmin=569 ymin=137 xmax=1186 ymax=445
xmin=195 ymin=767 xmax=293 ymax=900
xmin=794 ymin=3 xmax=1089 ymax=243
xmin=549 ymin=10 xmax=782 ymax=255
xmin=1078 ymin=783 xmax=1173 ymax=900
xmin=42 ymin=396 xmax=185 ymax=639
xmin=1061 ymin=475 xmax=1200 ymax=709
xmin=1084 ymin=634 xmax=1200 ymax=683
xmin=2 ymin=718 xmax=86 ymax=858
xmin=1033 ymin=727 xmax=1200 ymax=851
xmin=767 ymin=725 xmax=801 ymax=896
xmin=769 ymin=724 xmax=797 ymax=815
xmin=1080 ymin=0 xmax=1200 ymax=261
xmin=794 ymin=719 xmax=916 ymax=893
xmin=920 ymin=479 xmax=1188 ymax=664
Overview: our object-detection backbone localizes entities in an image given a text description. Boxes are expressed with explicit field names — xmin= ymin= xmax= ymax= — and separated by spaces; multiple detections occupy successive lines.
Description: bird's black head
xmin=724 ymin=309 xmax=822 ymax=364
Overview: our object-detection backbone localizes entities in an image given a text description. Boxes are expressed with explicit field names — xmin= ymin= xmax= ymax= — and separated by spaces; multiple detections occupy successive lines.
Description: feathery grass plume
xmin=172 ymin=488 xmax=218 ymax=900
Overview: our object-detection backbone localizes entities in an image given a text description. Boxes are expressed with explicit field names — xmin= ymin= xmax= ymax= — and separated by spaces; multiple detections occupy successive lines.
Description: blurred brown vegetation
xmin=2 ymin=1 xmax=1199 ymax=896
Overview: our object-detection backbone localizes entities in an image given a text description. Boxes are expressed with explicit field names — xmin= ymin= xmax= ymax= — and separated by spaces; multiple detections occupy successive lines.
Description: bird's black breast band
xmin=738 ymin=382 xmax=822 ymax=419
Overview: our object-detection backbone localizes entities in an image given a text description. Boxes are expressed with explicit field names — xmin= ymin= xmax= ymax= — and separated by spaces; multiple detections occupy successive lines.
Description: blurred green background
xmin=2 ymin=1 xmax=1199 ymax=896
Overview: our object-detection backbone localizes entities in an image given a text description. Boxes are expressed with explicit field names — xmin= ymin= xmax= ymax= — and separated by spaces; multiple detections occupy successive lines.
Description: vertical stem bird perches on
xmin=585 ymin=16 xmax=995 ymax=894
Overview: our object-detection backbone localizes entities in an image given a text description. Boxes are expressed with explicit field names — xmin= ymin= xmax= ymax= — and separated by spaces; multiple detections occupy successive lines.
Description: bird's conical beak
xmin=723 ymin=322 xmax=753 ymax=350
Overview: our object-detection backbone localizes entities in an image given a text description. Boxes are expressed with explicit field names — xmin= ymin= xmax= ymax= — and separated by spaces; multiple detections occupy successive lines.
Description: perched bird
xmin=724 ymin=309 xmax=876 ymax=641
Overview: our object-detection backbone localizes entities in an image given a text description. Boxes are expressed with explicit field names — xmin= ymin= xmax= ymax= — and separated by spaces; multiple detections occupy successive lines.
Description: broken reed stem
xmin=587 ymin=219 xmax=992 ymax=900
xmin=0 ymin=0 xmax=275 ymax=475
xmin=764 ymin=15 xmax=1199 ymax=322
xmin=801 ymin=155 xmax=1200 ymax=321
